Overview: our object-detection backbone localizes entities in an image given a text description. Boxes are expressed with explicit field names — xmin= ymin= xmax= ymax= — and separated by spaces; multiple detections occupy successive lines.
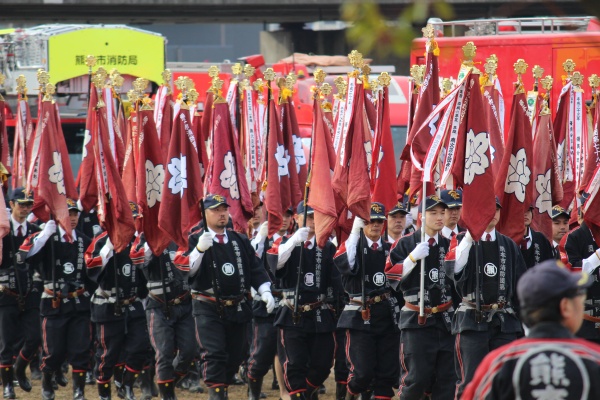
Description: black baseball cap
xmin=440 ymin=189 xmax=462 ymax=208
xmin=129 ymin=201 xmax=140 ymax=218
xmin=66 ymin=198 xmax=79 ymax=211
xmin=551 ymin=205 xmax=570 ymax=220
xmin=297 ymin=201 xmax=314 ymax=215
xmin=517 ymin=260 xmax=591 ymax=310
xmin=370 ymin=202 xmax=386 ymax=220
xmin=204 ymin=194 xmax=230 ymax=209
xmin=10 ymin=187 xmax=33 ymax=204
xmin=285 ymin=206 xmax=295 ymax=215
xmin=420 ymin=195 xmax=448 ymax=211
xmin=389 ymin=199 xmax=408 ymax=215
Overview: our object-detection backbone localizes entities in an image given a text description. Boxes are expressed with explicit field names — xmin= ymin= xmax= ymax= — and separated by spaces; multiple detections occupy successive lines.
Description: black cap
xmin=420 ymin=195 xmax=447 ymax=211
xmin=551 ymin=205 xmax=570 ymax=220
xmin=517 ymin=259 xmax=592 ymax=310
xmin=440 ymin=189 xmax=462 ymax=208
xmin=204 ymin=194 xmax=230 ymax=209
xmin=66 ymin=198 xmax=79 ymax=211
xmin=370 ymin=202 xmax=386 ymax=220
xmin=495 ymin=196 xmax=502 ymax=209
xmin=129 ymin=201 xmax=140 ymax=218
xmin=389 ymin=199 xmax=408 ymax=215
xmin=285 ymin=206 xmax=295 ymax=215
xmin=10 ymin=187 xmax=33 ymax=204
xmin=297 ymin=201 xmax=314 ymax=215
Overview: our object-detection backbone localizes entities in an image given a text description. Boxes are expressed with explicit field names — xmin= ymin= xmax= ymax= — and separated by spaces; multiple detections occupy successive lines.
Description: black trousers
xmin=247 ymin=317 xmax=277 ymax=381
xmin=454 ymin=327 xmax=518 ymax=399
xmin=346 ymin=328 xmax=399 ymax=399
xmin=146 ymin=304 xmax=195 ymax=383
xmin=334 ymin=328 xmax=349 ymax=383
xmin=398 ymin=327 xmax=455 ymax=400
xmin=40 ymin=312 xmax=92 ymax=372
xmin=195 ymin=308 xmax=248 ymax=387
xmin=0 ymin=305 xmax=41 ymax=366
xmin=94 ymin=317 xmax=150 ymax=382
xmin=277 ymin=327 xmax=335 ymax=396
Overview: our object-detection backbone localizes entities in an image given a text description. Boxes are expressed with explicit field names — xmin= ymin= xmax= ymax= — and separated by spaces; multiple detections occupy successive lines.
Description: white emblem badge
xmin=304 ymin=272 xmax=315 ymax=287
xmin=429 ymin=268 xmax=439 ymax=282
xmin=373 ymin=272 xmax=385 ymax=286
xmin=63 ymin=262 xmax=75 ymax=275
xmin=122 ymin=264 xmax=131 ymax=277
xmin=484 ymin=263 xmax=498 ymax=277
xmin=221 ymin=263 xmax=235 ymax=276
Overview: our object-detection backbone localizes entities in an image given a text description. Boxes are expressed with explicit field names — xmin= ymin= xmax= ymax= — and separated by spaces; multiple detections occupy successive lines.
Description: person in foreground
xmin=462 ymin=259 xmax=600 ymax=400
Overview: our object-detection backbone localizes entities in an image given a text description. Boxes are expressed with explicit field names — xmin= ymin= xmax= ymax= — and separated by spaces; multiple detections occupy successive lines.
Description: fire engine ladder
xmin=427 ymin=16 xmax=596 ymax=37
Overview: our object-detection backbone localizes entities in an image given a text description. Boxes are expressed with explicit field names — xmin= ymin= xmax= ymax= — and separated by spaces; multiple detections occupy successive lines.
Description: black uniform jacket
xmin=266 ymin=236 xmax=342 ymax=333
xmin=386 ymin=230 xmax=454 ymax=331
xmin=520 ymin=227 xmax=555 ymax=269
xmin=85 ymin=232 xmax=148 ymax=323
xmin=444 ymin=231 xmax=526 ymax=334
xmin=334 ymin=234 xmax=399 ymax=332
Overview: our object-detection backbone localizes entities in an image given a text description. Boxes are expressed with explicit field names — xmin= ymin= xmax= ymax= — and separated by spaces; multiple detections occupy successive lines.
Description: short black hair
xmin=520 ymin=288 xmax=583 ymax=327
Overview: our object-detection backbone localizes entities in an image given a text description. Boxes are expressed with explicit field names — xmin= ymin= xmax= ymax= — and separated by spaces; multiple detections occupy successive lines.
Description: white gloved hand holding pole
xmin=290 ymin=227 xmax=309 ymax=246
xmin=351 ymin=217 xmax=366 ymax=235
xmin=196 ymin=231 xmax=215 ymax=252
xmin=410 ymin=242 xmax=430 ymax=262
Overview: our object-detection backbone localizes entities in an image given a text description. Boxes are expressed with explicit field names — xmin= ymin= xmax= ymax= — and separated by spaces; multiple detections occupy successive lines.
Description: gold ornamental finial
xmin=442 ymin=78 xmax=453 ymax=94
xmin=589 ymin=74 xmax=600 ymax=94
xmin=208 ymin=65 xmax=220 ymax=79
xmin=37 ymin=70 xmax=50 ymax=91
xmin=15 ymin=75 xmax=27 ymax=99
xmin=532 ymin=65 xmax=544 ymax=80
xmin=139 ymin=96 xmax=154 ymax=111
xmin=571 ymin=71 xmax=584 ymax=87
xmin=488 ymin=54 xmax=498 ymax=63
xmin=134 ymin=77 xmax=149 ymax=93
xmin=211 ymin=77 xmax=226 ymax=104
xmin=361 ymin=63 xmax=371 ymax=78
xmin=348 ymin=50 xmax=364 ymax=69
xmin=378 ymin=72 xmax=391 ymax=87
xmin=86 ymin=55 xmax=97 ymax=68
xmin=43 ymin=83 xmax=56 ymax=102
xmin=285 ymin=75 xmax=295 ymax=90
xmin=91 ymin=72 xmax=104 ymax=88
xmin=263 ymin=68 xmax=276 ymax=82
xmin=422 ymin=24 xmax=435 ymax=39
xmin=253 ymin=78 xmax=264 ymax=92
xmin=314 ymin=68 xmax=326 ymax=85
xmin=562 ymin=59 xmax=575 ymax=77
xmin=334 ymin=76 xmax=347 ymax=98
xmin=127 ymin=89 xmax=140 ymax=105
xmin=161 ymin=69 xmax=172 ymax=94
xmin=174 ymin=76 xmax=188 ymax=92
xmin=484 ymin=57 xmax=497 ymax=77
xmin=232 ymin=63 xmax=243 ymax=76
xmin=541 ymin=76 xmax=553 ymax=92
xmin=369 ymin=79 xmax=379 ymax=92
xmin=0 ymin=73 xmax=4 ymax=101
xmin=188 ymin=88 xmax=199 ymax=104
xmin=287 ymin=72 xmax=297 ymax=86
xmin=212 ymin=78 xmax=224 ymax=92
xmin=409 ymin=65 xmax=424 ymax=86
xmin=243 ymin=64 xmax=255 ymax=78
xmin=462 ymin=42 xmax=477 ymax=62
xmin=277 ymin=77 xmax=288 ymax=104
xmin=320 ymin=83 xmax=332 ymax=96
xmin=513 ymin=59 xmax=528 ymax=76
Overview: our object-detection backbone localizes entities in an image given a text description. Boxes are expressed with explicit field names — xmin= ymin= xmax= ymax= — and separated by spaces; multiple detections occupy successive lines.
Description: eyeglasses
xmin=16 ymin=202 xmax=34 ymax=208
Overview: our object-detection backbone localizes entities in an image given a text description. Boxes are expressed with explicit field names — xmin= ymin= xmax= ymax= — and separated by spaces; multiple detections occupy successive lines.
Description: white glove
xmin=410 ymin=242 xmax=430 ymax=261
xmin=261 ymin=291 xmax=275 ymax=313
xmin=42 ymin=220 xmax=56 ymax=237
xmin=99 ymin=237 xmax=114 ymax=266
xmin=257 ymin=221 xmax=268 ymax=238
xmin=290 ymin=227 xmax=309 ymax=246
xmin=351 ymin=217 xmax=366 ymax=235
xmin=583 ymin=249 xmax=600 ymax=275
xmin=464 ymin=230 xmax=473 ymax=243
xmin=196 ymin=231 xmax=215 ymax=252
xmin=103 ymin=237 xmax=114 ymax=252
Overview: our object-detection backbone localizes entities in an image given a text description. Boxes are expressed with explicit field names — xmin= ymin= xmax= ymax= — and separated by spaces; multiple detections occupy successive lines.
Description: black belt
xmin=149 ymin=291 xmax=190 ymax=305
xmin=191 ymin=292 xmax=249 ymax=307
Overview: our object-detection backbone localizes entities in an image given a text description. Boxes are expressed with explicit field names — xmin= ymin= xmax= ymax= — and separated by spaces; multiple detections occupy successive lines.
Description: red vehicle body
xmin=411 ymin=17 xmax=600 ymax=132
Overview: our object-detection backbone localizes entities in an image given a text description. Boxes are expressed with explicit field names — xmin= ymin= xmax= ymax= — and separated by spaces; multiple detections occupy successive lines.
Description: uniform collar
xmin=58 ymin=226 xmax=77 ymax=242
xmin=208 ymin=227 xmax=229 ymax=244
xmin=483 ymin=229 xmax=497 ymax=241
xmin=365 ymin=235 xmax=382 ymax=248
xmin=441 ymin=225 xmax=458 ymax=238
xmin=10 ymin=216 xmax=27 ymax=235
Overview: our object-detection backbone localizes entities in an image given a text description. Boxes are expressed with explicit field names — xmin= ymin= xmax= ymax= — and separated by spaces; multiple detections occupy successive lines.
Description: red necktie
xmin=428 ymin=238 xmax=435 ymax=247
xmin=17 ymin=226 xmax=23 ymax=237
xmin=520 ymin=237 xmax=529 ymax=250
xmin=371 ymin=242 xmax=379 ymax=251
xmin=63 ymin=233 xmax=70 ymax=242
xmin=450 ymin=231 xmax=456 ymax=238
xmin=486 ymin=233 xmax=492 ymax=242
xmin=304 ymin=240 xmax=311 ymax=249
xmin=216 ymin=234 xmax=225 ymax=244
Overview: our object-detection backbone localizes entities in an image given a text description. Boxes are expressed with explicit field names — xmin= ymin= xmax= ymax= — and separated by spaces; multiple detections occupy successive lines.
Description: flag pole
xmin=85 ymin=56 xmax=96 ymax=107
xmin=418 ymin=180 xmax=427 ymax=325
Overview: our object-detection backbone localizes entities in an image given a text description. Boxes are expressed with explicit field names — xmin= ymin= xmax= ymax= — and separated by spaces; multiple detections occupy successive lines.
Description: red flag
xmin=200 ymin=91 xmax=214 ymax=145
xmin=580 ymin=97 xmax=600 ymax=192
xmin=121 ymin=106 xmax=138 ymax=205
xmin=27 ymin=99 xmax=77 ymax=236
xmin=583 ymin=165 xmax=600 ymax=247
xmin=332 ymin=77 xmax=371 ymax=222
xmin=280 ymin=100 xmax=303 ymax=207
xmin=137 ymin=108 xmax=171 ymax=255
xmin=12 ymin=97 xmax=33 ymax=189
xmin=154 ymin=86 xmax=173 ymax=163
xmin=0 ymin=100 xmax=10 ymax=179
xmin=451 ymin=72 xmax=496 ymax=241
xmin=0 ymin=194 xmax=9 ymax=262
xmin=191 ymin=104 xmax=209 ymax=186
xmin=495 ymin=89 xmax=534 ymax=243
xmin=93 ymin=100 xmax=136 ymax=252
xmin=481 ymin=82 xmax=505 ymax=178
xmin=102 ymin=87 xmax=126 ymax=175
xmin=531 ymin=106 xmax=563 ymax=241
xmin=158 ymin=106 xmax=204 ymax=248
xmin=264 ymin=98 xmax=285 ymax=236
xmin=371 ymin=85 xmax=398 ymax=212
xmin=77 ymin=85 xmax=99 ymax=212
xmin=308 ymin=98 xmax=339 ymax=248
xmin=206 ymin=100 xmax=253 ymax=232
